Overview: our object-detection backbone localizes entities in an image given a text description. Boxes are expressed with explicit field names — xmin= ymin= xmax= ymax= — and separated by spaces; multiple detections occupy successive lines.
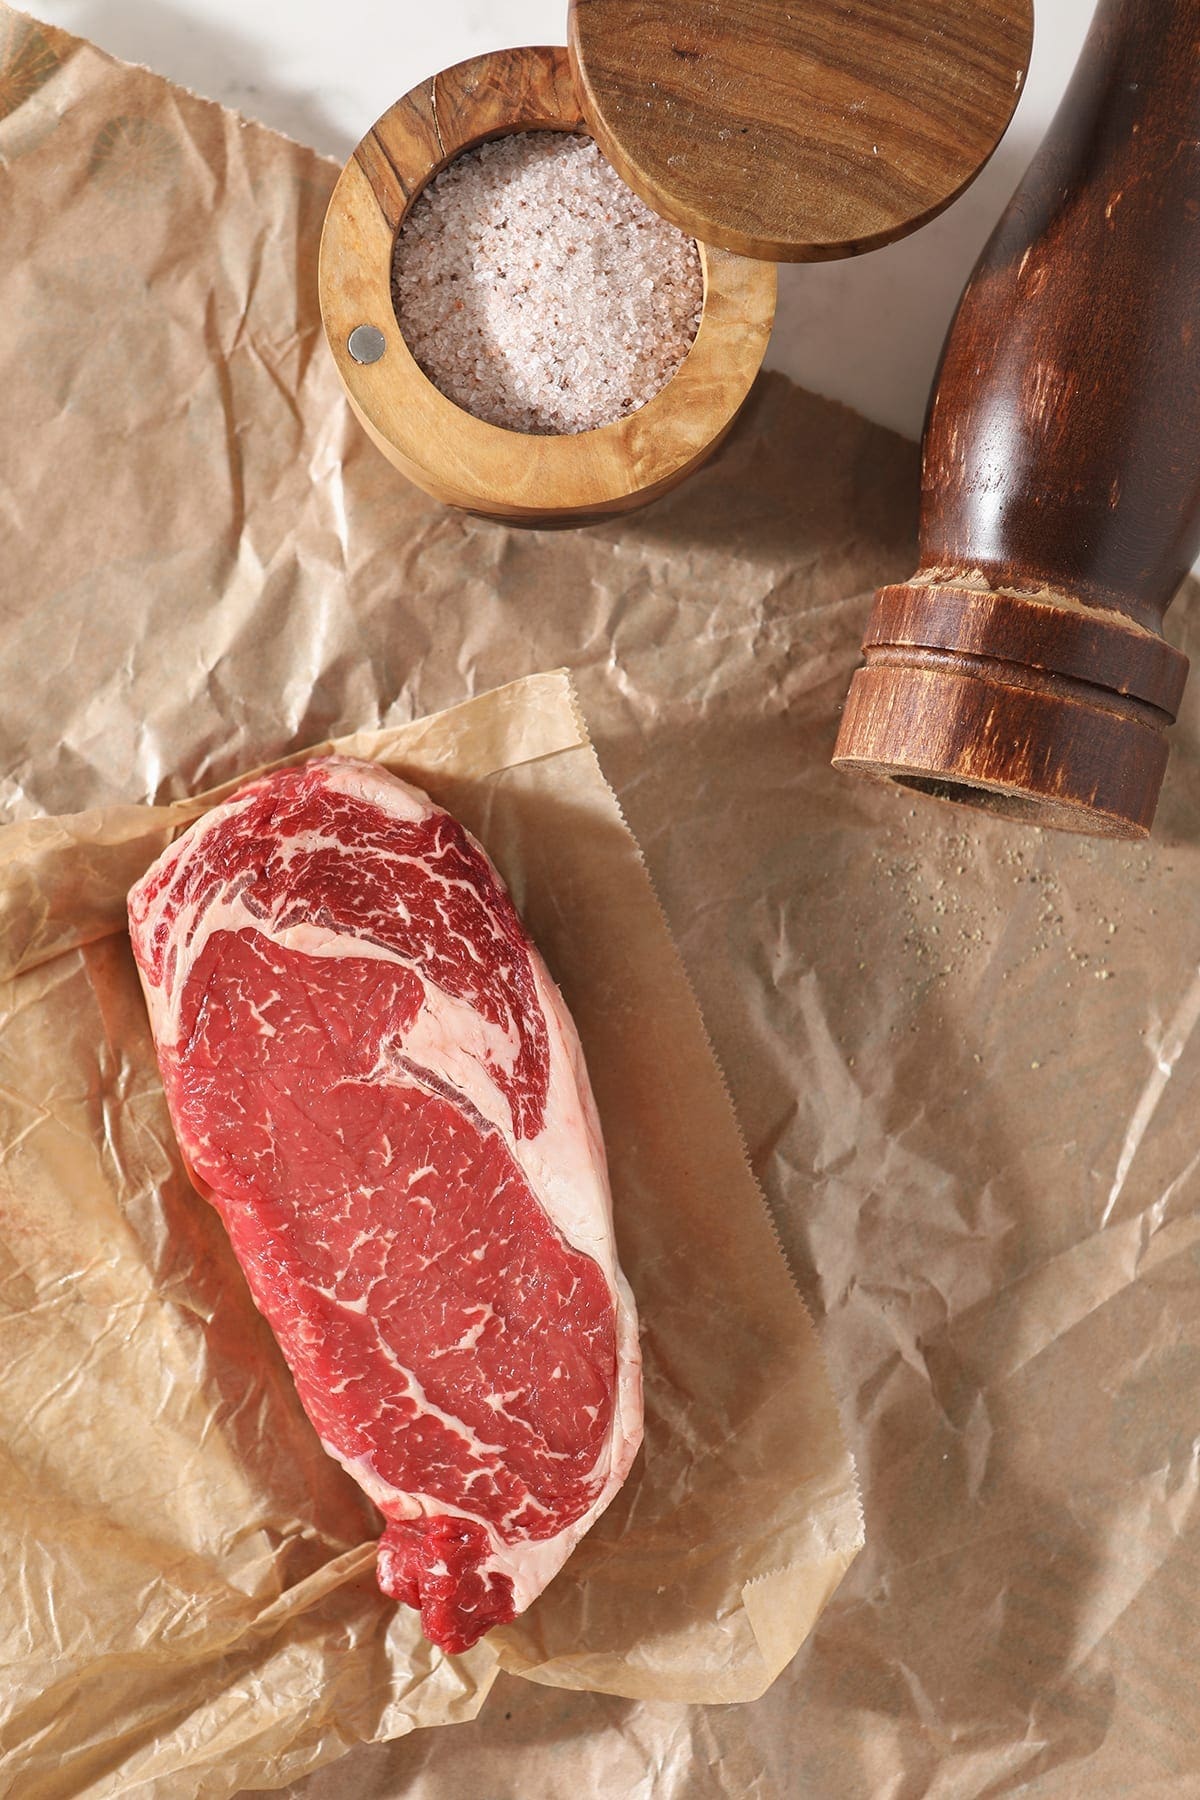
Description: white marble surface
xmin=33 ymin=0 xmax=1098 ymax=440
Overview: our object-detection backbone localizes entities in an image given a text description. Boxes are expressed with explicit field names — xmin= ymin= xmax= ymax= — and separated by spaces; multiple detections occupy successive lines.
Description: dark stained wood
xmin=838 ymin=656 xmax=1171 ymax=838
xmin=568 ymin=0 xmax=1033 ymax=261
xmin=922 ymin=0 xmax=1200 ymax=626
xmin=319 ymin=47 xmax=776 ymax=524
xmin=834 ymin=0 xmax=1200 ymax=839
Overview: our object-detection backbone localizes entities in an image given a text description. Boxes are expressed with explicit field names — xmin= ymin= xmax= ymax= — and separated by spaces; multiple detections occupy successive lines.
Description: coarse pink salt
xmin=391 ymin=131 xmax=703 ymax=436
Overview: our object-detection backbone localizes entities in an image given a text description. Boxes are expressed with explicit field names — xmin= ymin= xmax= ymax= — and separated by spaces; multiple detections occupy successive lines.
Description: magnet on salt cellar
xmin=319 ymin=2 xmax=1034 ymax=526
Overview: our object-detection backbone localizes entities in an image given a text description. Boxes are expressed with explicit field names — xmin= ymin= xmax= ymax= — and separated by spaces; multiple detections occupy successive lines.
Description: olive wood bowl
xmin=318 ymin=45 xmax=777 ymax=526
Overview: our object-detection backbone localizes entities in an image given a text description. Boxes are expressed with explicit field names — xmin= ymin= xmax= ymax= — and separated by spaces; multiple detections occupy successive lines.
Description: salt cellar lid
xmin=567 ymin=0 xmax=1034 ymax=262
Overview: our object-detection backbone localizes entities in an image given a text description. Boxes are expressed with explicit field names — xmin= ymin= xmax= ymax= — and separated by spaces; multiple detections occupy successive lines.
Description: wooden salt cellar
xmin=319 ymin=46 xmax=775 ymax=526
xmin=320 ymin=5 xmax=1031 ymax=525
xmin=834 ymin=0 xmax=1200 ymax=838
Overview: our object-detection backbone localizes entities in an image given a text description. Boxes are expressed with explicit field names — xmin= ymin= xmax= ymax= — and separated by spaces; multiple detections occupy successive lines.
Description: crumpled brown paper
xmin=5 ymin=5 xmax=1200 ymax=1798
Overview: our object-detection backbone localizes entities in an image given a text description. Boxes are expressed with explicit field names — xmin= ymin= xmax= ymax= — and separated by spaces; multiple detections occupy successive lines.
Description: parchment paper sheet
xmin=5 ymin=7 xmax=1200 ymax=1797
xmin=0 ymin=669 xmax=859 ymax=1798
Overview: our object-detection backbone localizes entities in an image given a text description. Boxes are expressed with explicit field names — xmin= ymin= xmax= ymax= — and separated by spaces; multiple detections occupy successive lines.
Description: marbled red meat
xmin=128 ymin=757 xmax=642 ymax=1652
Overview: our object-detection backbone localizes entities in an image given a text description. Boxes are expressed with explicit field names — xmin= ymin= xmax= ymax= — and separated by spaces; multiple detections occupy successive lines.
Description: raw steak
xmin=127 ymin=756 xmax=642 ymax=1653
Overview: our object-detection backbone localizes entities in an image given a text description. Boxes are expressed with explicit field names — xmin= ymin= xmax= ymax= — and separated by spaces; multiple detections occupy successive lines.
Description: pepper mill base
xmin=832 ymin=581 xmax=1189 ymax=840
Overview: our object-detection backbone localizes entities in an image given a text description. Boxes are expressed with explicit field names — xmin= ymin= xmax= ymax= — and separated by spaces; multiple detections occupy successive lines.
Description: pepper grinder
xmin=833 ymin=0 xmax=1200 ymax=838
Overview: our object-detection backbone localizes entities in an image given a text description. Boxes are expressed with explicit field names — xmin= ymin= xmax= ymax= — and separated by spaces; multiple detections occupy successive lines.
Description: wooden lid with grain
xmin=568 ymin=0 xmax=1033 ymax=261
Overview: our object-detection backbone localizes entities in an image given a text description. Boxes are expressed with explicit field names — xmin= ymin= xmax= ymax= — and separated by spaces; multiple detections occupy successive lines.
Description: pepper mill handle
xmin=833 ymin=0 xmax=1200 ymax=838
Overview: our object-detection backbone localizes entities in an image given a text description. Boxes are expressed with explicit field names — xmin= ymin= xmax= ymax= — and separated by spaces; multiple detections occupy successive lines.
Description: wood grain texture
xmin=834 ymin=0 xmax=1200 ymax=838
xmin=318 ymin=46 xmax=776 ymax=524
xmin=568 ymin=0 xmax=1032 ymax=261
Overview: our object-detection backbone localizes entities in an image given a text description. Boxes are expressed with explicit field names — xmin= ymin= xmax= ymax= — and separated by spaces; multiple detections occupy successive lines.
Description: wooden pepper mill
xmin=833 ymin=0 xmax=1200 ymax=838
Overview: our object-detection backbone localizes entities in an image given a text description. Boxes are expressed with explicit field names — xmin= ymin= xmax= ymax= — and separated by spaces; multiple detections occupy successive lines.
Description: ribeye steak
xmin=127 ymin=756 xmax=642 ymax=1652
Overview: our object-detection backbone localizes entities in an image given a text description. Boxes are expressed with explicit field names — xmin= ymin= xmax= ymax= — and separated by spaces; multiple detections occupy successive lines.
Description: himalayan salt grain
xmin=391 ymin=131 xmax=703 ymax=436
